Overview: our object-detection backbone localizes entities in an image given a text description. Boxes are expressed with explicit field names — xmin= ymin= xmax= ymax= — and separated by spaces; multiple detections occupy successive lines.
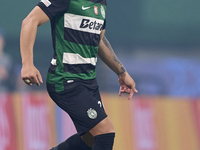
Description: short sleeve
xmin=102 ymin=19 xmax=106 ymax=30
xmin=37 ymin=0 xmax=70 ymax=20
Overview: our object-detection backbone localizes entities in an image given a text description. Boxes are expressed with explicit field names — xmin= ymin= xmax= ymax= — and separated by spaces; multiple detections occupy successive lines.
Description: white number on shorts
xmin=98 ymin=101 xmax=102 ymax=107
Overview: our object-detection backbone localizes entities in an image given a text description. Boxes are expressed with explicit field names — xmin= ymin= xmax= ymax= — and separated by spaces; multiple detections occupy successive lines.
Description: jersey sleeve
xmin=37 ymin=0 xmax=70 ymax=20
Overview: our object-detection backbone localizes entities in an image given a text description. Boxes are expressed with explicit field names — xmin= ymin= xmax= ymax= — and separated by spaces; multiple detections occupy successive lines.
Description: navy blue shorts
xmin=46 ymin=78 xmax=107 ymax=136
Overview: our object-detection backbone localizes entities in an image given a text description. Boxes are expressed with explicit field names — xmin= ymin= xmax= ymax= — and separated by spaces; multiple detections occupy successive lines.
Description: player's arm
xmin=98 ymin=30 xmax=138 ymax=99
xmin=20 ymin=6 xmax=49 ymax=86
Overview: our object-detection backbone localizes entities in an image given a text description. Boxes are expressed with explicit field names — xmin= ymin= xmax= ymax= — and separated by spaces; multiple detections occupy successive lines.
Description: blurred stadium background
xmin=0 ymin=0 xmax=200 ymax=149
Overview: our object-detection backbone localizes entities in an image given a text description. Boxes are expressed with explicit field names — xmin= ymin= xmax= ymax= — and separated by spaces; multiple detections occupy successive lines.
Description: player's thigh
xmin=89 ymin=117 xmax=115 ymax=137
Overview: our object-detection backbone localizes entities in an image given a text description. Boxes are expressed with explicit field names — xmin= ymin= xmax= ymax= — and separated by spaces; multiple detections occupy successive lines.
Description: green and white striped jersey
xmin=38 ymin=0 xmax=107 ymax=92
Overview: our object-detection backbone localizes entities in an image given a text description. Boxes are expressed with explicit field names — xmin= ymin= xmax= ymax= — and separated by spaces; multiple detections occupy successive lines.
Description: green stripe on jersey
xmin=62 ymin=41 xmax=99 ymax=58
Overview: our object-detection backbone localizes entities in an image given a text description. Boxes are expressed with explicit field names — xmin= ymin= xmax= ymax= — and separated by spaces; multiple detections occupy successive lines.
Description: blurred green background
xmin=1 ymin=0 xmax=200 ymax=44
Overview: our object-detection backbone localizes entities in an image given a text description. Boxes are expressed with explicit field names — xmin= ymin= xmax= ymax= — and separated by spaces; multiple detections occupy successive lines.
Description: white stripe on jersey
xmin=64 ymin=13 xmax=104 ymax=34
xmin=63 ymin=53 xmax=97 ymax=66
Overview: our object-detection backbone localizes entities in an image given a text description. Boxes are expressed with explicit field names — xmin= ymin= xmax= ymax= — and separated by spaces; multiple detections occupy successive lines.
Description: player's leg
xmin=61 ymin=117 xmax=116 ymax=150
xmin=47 ymin=79 xmax=114 ymax=150
xmin=47 ymin=81 xmax=93 ymax=150
xmin=89 ymin=117 xmax=115 ymax=150
xmin=87 ymin=79 xmax=115 ymax=150
xmin=78 ymin=79 xmax=115 ymax=150
xmin=52 ymin=117 xmax=115 ymax=150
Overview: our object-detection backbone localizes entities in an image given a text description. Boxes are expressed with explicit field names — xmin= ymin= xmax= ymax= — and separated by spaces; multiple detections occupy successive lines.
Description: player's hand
xmin=118 ymin=72 xmax=138 ymax=100
xmin=21 ymin=63 xmax=43 ymax=86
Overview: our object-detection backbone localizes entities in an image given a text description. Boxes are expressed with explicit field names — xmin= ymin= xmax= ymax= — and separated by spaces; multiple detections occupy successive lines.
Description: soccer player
xmin=20 ymin=0 xmax=138 ymax=149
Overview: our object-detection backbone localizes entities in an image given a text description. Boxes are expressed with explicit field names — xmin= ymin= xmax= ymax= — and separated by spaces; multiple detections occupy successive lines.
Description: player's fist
xmin=21 ymin=64 xmax=43 ymax=86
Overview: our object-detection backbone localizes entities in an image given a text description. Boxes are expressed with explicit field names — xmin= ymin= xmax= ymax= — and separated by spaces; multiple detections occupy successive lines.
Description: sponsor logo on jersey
xmin=87 ymin=108 xmax=97 ymax=119
xmin=101 ymin=5 xmax=105 ymax=19
xmin=64 ymin=13 xmax=104 ymax=34
xmin=80 ymin=19 xmax=103 ymax=31
xmin=41 ymin=0 xmax=51 ymax=7
xmin=94 ymin=6 xmax=98 ymax=15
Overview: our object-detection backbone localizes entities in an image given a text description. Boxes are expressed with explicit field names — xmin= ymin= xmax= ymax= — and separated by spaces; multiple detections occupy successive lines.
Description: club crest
xmin=87 ymin=108 xmax=97 ymax=119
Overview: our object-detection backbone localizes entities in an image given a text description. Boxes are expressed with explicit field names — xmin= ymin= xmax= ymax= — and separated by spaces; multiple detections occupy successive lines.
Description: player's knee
xmin=89 ymin=117 xmax=115 ymax=136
